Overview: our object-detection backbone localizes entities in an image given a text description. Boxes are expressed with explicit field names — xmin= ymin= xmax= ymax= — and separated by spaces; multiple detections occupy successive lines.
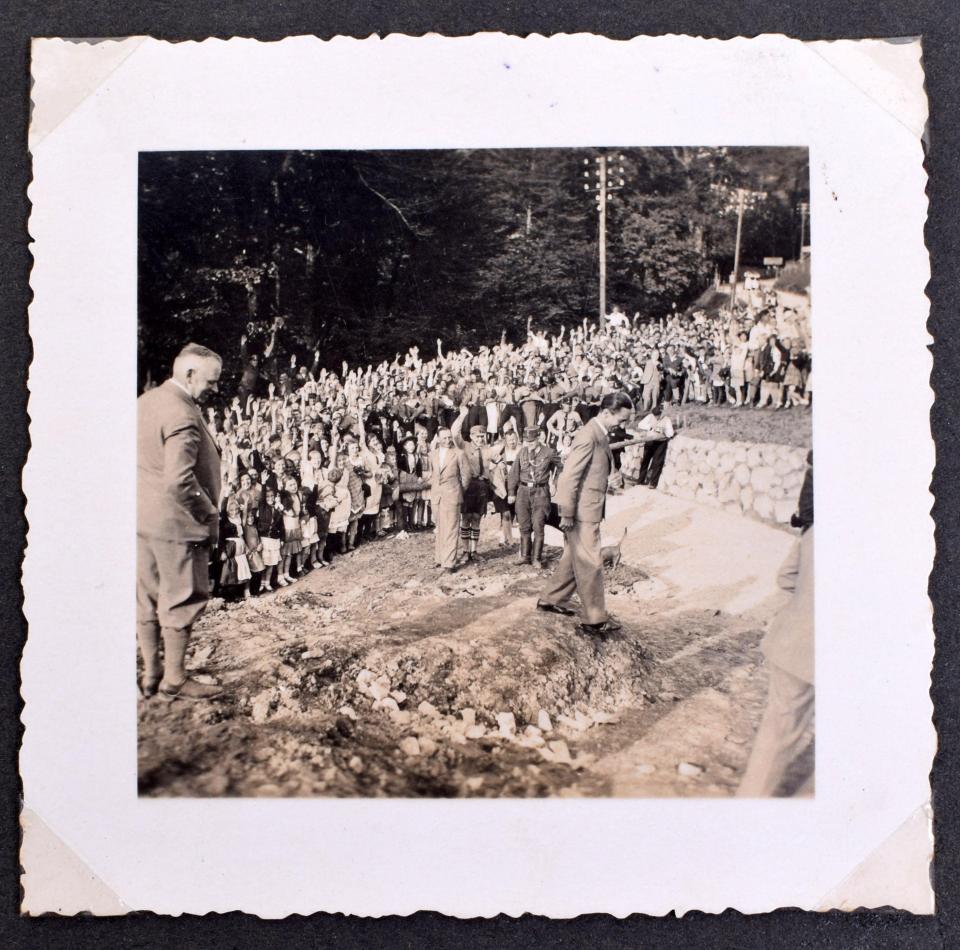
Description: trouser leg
xmin=737 ymin=664 xmax=815 ymax=797
xmin=638 ymin=444 xmax=655 ymax=485
xmin=161 ymin=626 xmax=191 ymax=686
xmin=436 ymin=498 xmax=460 ymax=568
xmin=567 ymin=522 xmax=607 ymax=624
xmin=648 ymin=440 xmax=669 ymax=488
xmin=137 ymin=622 xmax=162 ymax=682
xmin=516 ymin=489 xmax=533 ymax=561
xmin=531 ymin=490 xmax=550 ymax=565
xmin=540 ymin=534 xmax=577 ymax=606
xmin=136 ymin=535 xmax=163 ymax=681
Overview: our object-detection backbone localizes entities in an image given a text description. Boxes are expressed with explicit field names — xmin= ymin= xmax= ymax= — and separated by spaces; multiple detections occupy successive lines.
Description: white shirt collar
xmin=593 ymin=416 xmax=609 ymax=436
xmin=170 ymin=378 xmax=196 ymax=403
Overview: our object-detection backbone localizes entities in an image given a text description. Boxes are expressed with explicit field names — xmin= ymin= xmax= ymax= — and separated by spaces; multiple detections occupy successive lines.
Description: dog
xmin=600 ymin=526 xmax=628 ymax=569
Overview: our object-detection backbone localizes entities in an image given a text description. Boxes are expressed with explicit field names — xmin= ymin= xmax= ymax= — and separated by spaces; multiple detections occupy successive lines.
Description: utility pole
xmin=721 ymin=185 xmax=766 ymax=313
xmin=584 ymin=153 xmax=625 ymax=323
xmin=798 ymin=201 xmax=809 ymax=259
xmin=598 ymin=155 xmax=607 ymax=320
xmin=730 ymin=188 xmax=746 ymax=312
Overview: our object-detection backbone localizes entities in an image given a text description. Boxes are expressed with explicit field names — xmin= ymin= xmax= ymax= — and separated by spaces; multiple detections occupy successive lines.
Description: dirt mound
xmin=138 ymin=519 xmax=770 ymax=798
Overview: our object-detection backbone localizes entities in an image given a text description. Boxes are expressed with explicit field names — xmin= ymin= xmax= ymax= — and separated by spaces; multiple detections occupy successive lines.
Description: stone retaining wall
xmin=656 ymin=434 xmax=808 ymax=525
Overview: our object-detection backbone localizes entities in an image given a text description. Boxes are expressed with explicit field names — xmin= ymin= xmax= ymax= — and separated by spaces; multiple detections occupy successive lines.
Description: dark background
xmin=137 ymin=146 xmax=808 ymax=388
xmin=4 ymin=3 xmax=959 ymax=948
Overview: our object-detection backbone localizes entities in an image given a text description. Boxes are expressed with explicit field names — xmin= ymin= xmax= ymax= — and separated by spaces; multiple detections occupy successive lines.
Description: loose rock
xmin=399 ymin=737 xmax=421 ymax=756
xmin=496 ymin=712 xmax=517 ymax=737
xmin=369 ymin=682 xmax=390 ymax=701
xmin=677 ymin=761 xmax=704 ymax=777
xmin=548 ymin=740 xmax=573 ymax=765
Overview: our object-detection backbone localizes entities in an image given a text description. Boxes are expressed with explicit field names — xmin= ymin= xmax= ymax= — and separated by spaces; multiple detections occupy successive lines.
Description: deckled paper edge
xmin=816 ymin=803 xmax=934 ymax=913
xmin=21 ymin=32 xmax=935 ymax=918
xmin=28 ymin=37 xmax=147 ymax=150
xmin=806 ymin=36 xmax=927 ymax=140
xmin=20 ymin=808 xmax=131 ymax=916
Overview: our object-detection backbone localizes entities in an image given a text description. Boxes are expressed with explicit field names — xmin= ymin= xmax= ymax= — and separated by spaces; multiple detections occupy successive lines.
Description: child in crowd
xmin=279 ymin=475 xmax=303 ymax=585
xmin=219 ymin=497 xmax=252 ymax=600
xmin=326 ymin=468 xmax=352 ymax=556
xmin=299 ymin=487 xmax=321 ymax=570
xmin=243 ymin=499 xmax=265 ymax=594
xmin=256 ymin=487 xmax=284 ymax=592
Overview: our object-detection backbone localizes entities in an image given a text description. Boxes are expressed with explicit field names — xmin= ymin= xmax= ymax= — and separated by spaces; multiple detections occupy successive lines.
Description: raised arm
xmin=450 ymin=405 xmax=469 ymax=449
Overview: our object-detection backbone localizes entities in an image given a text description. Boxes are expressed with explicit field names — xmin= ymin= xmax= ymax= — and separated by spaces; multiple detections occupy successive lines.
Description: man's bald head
xmin=173 ymin=343 xmax=222 ymax=403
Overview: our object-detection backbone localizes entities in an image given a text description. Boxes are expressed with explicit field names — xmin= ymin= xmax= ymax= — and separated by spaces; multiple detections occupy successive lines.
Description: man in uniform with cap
xmin=507 ymin=426 xmax=560 ymax=570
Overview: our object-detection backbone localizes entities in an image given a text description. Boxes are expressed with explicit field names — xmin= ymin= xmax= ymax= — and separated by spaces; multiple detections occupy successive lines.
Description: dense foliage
xmin=138 ymin=146 xmax=808 ymax=386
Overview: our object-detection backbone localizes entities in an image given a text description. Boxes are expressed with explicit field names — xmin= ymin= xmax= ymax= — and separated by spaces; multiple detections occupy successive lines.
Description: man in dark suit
xmin=137 ymin=343 xmax=224 ymax=701
xmin=537 ymin=391 xmax=634 ymax=636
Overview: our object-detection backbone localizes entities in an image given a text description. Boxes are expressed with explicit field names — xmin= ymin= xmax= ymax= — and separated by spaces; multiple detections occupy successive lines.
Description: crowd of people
xmin=138 ymin=286 xmax=814 ymax=792
xmin=141 ymin=292 xmax=810 ymax=601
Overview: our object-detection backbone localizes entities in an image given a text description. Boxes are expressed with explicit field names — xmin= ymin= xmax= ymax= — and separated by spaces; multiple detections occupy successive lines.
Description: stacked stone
xmin=656 ymin=434 xmax=808 ymax=525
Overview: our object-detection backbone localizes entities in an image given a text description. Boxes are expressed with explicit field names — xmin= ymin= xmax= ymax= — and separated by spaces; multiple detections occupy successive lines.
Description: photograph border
xmin=4 ymin=1 xmax=958 ymax=946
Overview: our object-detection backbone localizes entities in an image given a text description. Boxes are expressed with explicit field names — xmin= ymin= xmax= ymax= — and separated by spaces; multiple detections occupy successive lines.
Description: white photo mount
xmin=22 ymin=33 xmax=933 ymax=917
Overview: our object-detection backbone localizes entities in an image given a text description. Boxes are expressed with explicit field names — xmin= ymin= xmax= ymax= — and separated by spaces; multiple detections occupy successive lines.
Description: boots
xmin=136 ymin=621 xmax=162 ymax=697
xmin=159 ymin=626 xmax=223 ymax=700
xmin=532 ymin=536 xmax=544 ymax=570
xmin=519 ymin=534 xmax=532 ymax=564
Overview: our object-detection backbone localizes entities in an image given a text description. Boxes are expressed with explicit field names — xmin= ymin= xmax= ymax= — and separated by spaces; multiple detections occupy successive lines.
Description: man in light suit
xmin=537 ymin=391 xmax=634 ymax=636
xmin=137 ymin=343 xmax=224 ymax=701
xmin=640 ymin=348 xmax=662 ymax=412
xmin=738 ymin=453 xmax=814 ymax=796
xmin=429 ymin=426 xmax=472 ymax=573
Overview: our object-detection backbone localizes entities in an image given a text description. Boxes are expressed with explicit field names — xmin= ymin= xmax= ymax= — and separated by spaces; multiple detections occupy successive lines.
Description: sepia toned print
xmin=136 ymin=147 xmax=814 ymax=798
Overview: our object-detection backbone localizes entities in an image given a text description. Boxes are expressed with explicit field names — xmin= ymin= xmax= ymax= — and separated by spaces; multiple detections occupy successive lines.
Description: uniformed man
xmin=507 ymin=426 xmax=560 ymax=569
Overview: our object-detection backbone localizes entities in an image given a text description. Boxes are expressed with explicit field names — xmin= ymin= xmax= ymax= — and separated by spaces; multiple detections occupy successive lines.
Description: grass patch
xmin=673 ymin=403 xmax=812 ymax=448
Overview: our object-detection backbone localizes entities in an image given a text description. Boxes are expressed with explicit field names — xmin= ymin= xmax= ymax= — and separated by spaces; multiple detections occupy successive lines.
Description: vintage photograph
xmin=24 ymin=31 xmax=933 ymax=916
xmin=135 ymin=146 xmax=813 ymax=799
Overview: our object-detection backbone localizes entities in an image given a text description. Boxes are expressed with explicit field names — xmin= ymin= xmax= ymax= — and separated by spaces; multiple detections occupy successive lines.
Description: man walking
xmin=137 ymin=343 xmax=225 ymax=701
xmin=507 ymin=426 xmax=560 ymax=570
xmin=429 ymin=426 xmax=471 ymax=572
xmin=537 ymin=392 xmax=634 ymax=636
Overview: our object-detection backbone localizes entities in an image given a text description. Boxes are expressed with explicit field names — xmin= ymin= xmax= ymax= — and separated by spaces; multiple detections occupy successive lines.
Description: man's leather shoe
xmin=536 ymin=600 xmax=576 ymax=616
xmin=578 ymin=618 xmax=622 ymax=636
xmin=159 ymin=677 xmax=224 ymax=701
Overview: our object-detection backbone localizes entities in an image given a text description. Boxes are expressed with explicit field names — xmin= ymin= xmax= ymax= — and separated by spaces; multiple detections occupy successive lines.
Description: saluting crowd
xmin=141 ymin=291 xmax=810 ymax=602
